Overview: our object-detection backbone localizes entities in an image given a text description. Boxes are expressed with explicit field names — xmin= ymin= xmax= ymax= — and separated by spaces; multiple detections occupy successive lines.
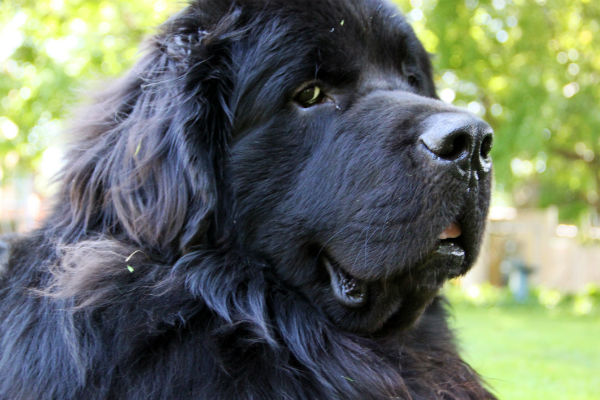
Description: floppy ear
xmin=55 ymin=7 xmax=241 ymax=252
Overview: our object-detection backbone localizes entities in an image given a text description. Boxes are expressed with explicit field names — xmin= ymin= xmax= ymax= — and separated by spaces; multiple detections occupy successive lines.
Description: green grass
xmin=449 ymin=300 xmax=600 ymax=400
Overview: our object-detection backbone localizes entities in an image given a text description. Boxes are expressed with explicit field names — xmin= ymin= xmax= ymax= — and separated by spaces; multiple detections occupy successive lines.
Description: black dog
xmin=0 ymin=0 xmax=495 ymax=398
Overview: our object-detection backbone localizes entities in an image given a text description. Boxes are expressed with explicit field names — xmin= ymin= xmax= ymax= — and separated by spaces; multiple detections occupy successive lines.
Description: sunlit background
xmin=1 ymin=0 xmax=599 ymax=399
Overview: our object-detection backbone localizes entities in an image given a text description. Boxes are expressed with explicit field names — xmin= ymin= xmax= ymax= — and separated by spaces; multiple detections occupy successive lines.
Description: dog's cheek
xmin=228 ymin=120 xmax=320 ymax=240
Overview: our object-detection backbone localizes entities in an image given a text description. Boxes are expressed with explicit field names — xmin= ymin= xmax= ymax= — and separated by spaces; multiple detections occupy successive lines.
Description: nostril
xmin=440 ymin=132 xmax=471 ymax=160
xmin=480 ymin=132 xmax=493 ymax=160
xmin=421 ymin=130 xmax=472 ymax=161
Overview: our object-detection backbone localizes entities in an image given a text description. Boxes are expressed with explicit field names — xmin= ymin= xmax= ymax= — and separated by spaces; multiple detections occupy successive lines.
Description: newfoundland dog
xmin=0 ymin=0 xmax=496 ymax=398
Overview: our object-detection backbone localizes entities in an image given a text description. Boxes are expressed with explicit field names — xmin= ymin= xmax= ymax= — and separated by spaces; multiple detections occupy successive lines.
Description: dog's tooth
xmin=323 ymin=256 xmax=367 ymax=308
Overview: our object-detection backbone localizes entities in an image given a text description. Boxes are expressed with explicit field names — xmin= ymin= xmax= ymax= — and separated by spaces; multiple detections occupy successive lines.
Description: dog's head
xmin=225 ymin=0 xmax=493 ymax=333
xmin=60 ymin=0 xmax=492 ymax=334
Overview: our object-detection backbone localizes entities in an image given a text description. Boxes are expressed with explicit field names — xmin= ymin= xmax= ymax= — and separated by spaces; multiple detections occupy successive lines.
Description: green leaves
xmin=395 ymin=0 xmax=600 ymax=223
xmin=0 ymin=0 xmax=178 ymax=186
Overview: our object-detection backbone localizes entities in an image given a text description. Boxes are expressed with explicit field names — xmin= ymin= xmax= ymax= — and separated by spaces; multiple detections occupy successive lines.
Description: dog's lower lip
xmin=323 ymin=256 xmax=368 ymax=308
xmin=431 ymin=241 xmax=466 ymax=278
xmin=435 ymin=241 xmax=465 ymax=258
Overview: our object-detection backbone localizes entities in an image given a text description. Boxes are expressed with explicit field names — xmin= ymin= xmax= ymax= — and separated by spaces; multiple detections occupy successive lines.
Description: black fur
xmin=0 ymin=0 xmax=496 ymax=398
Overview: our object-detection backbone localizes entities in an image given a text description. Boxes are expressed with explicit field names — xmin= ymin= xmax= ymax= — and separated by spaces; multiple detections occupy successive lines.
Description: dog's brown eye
xmin=294 ymin=84 xmax=327 ymax=107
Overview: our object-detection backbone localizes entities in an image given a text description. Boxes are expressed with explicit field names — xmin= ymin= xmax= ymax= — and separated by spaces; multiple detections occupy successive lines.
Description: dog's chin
xmin=318 ymin=234 xmax=471 ymax=334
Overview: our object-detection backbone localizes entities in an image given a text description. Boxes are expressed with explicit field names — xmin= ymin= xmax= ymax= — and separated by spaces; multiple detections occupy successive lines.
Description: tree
xmin=0 ymin=0 xmax=177 ymax=190
xmin=394 ymin=0 xmax=600 ymax=223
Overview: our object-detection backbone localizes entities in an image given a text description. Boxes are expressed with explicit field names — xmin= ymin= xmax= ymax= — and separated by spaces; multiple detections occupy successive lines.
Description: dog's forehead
xmin=183 ymin=0 xmax=429 ymax=78
xmin=257 ymin=0 xmax=418 ymax=53
xmin=205 ymin=0 xmax=417 ymax=56
xmin=251 ymin=0 xmax=428 ymax=76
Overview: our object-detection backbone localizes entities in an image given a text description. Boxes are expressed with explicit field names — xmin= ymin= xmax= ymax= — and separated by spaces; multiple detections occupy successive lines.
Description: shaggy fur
xmin=0 ymin=0 xmax=496 ymax=398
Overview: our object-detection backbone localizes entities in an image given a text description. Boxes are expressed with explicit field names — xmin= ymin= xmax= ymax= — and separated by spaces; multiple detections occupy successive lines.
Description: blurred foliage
xmin=394 ymin=0 xmax=600 ymax=224
xmin=446 ymin=281 xmax=600 ymax=316
xmin=1 ymin=0 xmax=600 ymax=224
xmin=0 ymin=0 xmax=178 ymax=186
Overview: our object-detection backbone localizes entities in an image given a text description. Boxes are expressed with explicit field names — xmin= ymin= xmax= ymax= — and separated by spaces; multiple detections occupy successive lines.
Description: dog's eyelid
xmin=401 ymin=63 xmax=422 ymax=88
xmin=401 ymin=61 xmax=421 ymax=83
xmin=293 ymin=81 xmax=323 ymax=95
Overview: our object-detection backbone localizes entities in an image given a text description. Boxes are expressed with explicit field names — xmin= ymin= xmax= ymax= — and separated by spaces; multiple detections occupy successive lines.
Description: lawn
xmin=448 ymin=299 xmax=600 ymax=400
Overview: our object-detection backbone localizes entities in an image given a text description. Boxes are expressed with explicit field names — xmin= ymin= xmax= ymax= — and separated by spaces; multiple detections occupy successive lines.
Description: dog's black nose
xmin=419 ymin=112 xmax=493 ymax=175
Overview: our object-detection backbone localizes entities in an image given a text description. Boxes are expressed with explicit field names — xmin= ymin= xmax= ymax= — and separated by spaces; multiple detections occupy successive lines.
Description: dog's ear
xmin=56 ymin=7 xmax=241 ymax=253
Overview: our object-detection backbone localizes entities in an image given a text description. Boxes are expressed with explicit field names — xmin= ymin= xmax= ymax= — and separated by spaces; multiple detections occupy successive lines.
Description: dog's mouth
xmin=430 ymin=221 xmax=467 ymax=278
xmin=323 ymin=255 xmax=369 ymax=308
xmin=322 ymin=221 xmax=467 ymax=309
